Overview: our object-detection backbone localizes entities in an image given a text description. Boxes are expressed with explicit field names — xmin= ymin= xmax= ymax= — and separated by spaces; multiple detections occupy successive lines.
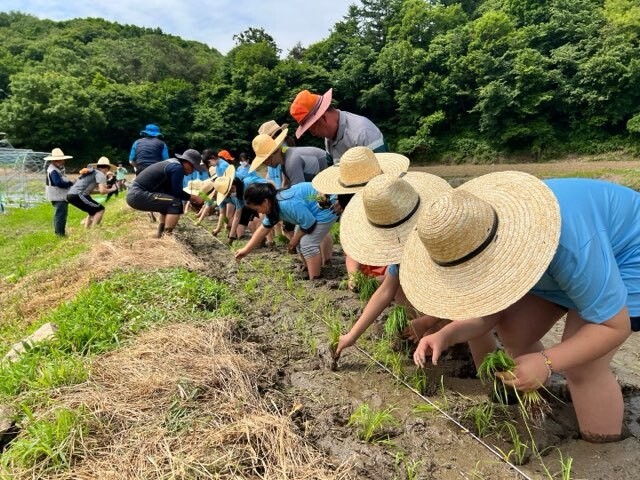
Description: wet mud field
xmin=180 ymin=219 xmax=640 ymax=480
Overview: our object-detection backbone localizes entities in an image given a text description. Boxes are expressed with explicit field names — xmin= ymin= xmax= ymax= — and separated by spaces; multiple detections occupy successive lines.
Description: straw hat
xmin=311 ymin=146 xmax=409 ymax=194
xmin=44 ymin=148 xmax=73 ymax=161
xmin=89 ymin=156 xmax=116 ymax=172
xmin=183 ymin=179 xmax=204 ymax=195
xmin=249 ymin=130 xmax=288 ymax=173
xmin=258 ymin=120 xmax=288 ymax=138
xmin=340 ymin=172 xmax=452 ymax=266
xmin=213 ymin=165 xmax=236 ymax=204
xmin=399 ymin=171 xmax=561 ymax=321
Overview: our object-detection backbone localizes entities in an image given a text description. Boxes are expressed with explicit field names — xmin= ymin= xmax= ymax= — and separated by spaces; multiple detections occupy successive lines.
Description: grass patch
xmin=348 ymin=403 xmax=398 ymax=443
xmin=0 ymin=268 xmax=238 ymax=400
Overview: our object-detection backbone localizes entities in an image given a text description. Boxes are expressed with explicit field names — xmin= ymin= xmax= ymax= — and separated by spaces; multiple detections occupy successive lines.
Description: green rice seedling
xmin=2 ymin=405 xmax=87 ymax=473
xmin=328 ymin=316 xmax=343 ymax=353
xmin=384 ymin=305 xmax=409 ymax=338
xmin=409 ymin=368 xmax=429 ymax=395
xmin=412 ymin=403 xmax=440 ymax=415
xmin=558 ymin=449 xmax=573 ymax=480
xmin=274 ymin=233 xmax=289 ymax=247
xmin=330 ymin=221 xmax=341 ymax=244
xmin=371 ymin=337 xmax=405 ymax=380
xmin=439 ymin=375 xmax=449 ymax=410
xmin=496 ymin=422 xmax=528 ymax=465
xmin=243 ymin=277 xmax=259 ymax=295
xmin=348 ymin=403 xmax=398 ymax=443
xmin=463 ymin=402 xmax=496 ymax=438
xmin=285 ymin=272 xmax=295 ymax=291
xmin=307 ymin=336 xmax=318 ymax=357
xmin=351 ymin=271 xmax=380 ymax=301
xmin=394 ymin=452 xmax=423 ymax=480
xmin=478 ymin=350 xmax=550 ymax=426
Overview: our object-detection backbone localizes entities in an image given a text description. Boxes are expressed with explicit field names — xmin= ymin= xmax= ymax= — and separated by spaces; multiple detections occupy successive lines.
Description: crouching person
xmin=126 ymin=149 xmax=204 ymax=237
xmin=235 ymin=182 xmax=337 ymax=280
xmin=67 ymin=157 xmax=117 ymax=228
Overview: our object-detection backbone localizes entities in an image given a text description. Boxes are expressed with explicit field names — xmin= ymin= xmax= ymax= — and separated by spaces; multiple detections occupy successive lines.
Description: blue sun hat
xmin=140 ymin=124 xmax=162 ymax=137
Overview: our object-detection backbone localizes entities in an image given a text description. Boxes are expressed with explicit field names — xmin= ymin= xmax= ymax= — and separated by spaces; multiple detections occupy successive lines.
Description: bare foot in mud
xmin=403 ymin=315 xmax=449 ymax=343
xmin=317 ymin=343 xmax=337 ymax=371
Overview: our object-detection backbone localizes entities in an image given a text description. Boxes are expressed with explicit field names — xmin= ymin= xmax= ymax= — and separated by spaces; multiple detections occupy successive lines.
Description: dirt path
xmin=179 ymin=217 xmax=640 ymax=480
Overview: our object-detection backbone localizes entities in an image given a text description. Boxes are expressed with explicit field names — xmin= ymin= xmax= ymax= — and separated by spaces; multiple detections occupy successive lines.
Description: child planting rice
xmin=235 ymin=182 xmax=337 ymax=280
xmin=407 ymin=172 xmax=640 ymax=443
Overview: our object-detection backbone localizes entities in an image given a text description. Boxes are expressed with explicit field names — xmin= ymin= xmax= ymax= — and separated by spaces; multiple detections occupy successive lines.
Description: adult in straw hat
xmin=126 ymin=150 xmax=205 ymax=237
xmin=44 ymin=148 xmax=75 ymax=236
xmin=334 ymin=172 xmax=497 ymax=362
xmin=406 ymin=172 xmax=640 ymax=443
xmin=66 ymin=156 xmax=118 ymax=229
xmin=250 ymin=129 xmax=327 ymax=187
xmin=289 ymin=88 xmax=386 ymax=165
xmin=236 ymin=181 xmax=338 ymax=280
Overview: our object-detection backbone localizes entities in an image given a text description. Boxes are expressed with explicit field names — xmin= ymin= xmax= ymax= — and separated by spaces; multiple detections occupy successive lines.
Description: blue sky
xmin=2 ymin=0 xmax=359 ymax=54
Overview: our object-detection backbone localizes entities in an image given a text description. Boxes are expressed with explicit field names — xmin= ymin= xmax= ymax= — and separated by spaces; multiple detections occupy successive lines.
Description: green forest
xmin=1 ymin=0 xmax=639 ymax=165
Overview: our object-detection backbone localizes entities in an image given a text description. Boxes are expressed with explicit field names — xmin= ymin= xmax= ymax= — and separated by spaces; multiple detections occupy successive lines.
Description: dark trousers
xmin=52 ymin=201 xmax=68 ymax=236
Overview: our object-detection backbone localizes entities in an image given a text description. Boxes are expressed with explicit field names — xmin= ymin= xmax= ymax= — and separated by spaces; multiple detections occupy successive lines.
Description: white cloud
xmin=2 ymin=0 xmax=359 ymax=54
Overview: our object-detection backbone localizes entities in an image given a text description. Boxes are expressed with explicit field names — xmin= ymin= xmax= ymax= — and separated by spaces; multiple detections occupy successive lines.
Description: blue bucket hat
xmin=140 ymin=124 xmax=162 ymax=137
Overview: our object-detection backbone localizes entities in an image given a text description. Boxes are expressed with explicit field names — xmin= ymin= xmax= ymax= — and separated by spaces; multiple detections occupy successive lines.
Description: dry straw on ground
xmin=0 ymin=215 xmax=203 ymax=332
xmin=10 ymin=321 xmax=349 ymax=479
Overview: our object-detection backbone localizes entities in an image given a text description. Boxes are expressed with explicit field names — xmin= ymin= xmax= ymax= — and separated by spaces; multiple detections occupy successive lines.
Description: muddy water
xmin=180 ymin=220 xmax=640 ymax=480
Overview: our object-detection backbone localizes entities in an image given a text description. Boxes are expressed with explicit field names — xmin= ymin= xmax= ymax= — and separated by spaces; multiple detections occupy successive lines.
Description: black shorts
xmin=67 ymin=193 xmax=104 ymax=216
xmin=126 ymin=186 xmax=183 ymax=215
xmin=283 ymin=221 xmax=295 ymax=232
xmin=239 ymin=206 xmax=258 ymax=226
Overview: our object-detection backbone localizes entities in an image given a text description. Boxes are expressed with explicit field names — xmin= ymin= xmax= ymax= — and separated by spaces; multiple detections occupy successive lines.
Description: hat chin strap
xmin=433 ymin=208 xmax=499 ymax=267
xmin=368 ymin=198 xmax=420 ymax=229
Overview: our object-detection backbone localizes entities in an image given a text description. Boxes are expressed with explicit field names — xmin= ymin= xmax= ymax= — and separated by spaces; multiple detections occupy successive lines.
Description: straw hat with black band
xmin=311 ymin=146 xmax=409 ymax=195
xmin=258 ymin=120 xmax=288 ymax=138
xmin=249 ymin=129 xmax=288 ymax=173
xmin=399 ymin=171 xmax=561 ymax=321
xmin=340 ymin=172 xmax=452 ymax=267
xmin=212 ymin=165 xmax=236 ymax=204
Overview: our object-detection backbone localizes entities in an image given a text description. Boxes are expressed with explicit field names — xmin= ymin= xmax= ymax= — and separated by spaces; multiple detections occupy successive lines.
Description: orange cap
xmin=218 ymin=150 xmax=234 ymax=161
xmin=290 ymin=88 xmax=333 ymax=138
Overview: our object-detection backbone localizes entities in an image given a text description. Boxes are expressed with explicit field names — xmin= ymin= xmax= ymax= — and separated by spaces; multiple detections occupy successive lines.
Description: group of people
xmin=43 ymin=87 xmax=640 ymax=445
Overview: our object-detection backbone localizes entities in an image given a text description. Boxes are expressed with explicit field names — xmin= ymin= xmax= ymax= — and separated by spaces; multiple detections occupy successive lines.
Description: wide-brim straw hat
xmin=89 ymin=156 xmax=116 ymax=172
xmin=213 ymin=165 xmax=236 ymax=204
xmin=183 ymin=179 xmax=204 ymax=195
xmin=249 ymin=129 xmax=288 ymax=173
xmin=399 ymin=171 xmax=561 ymax=320
xmin=340 ymin=172 xmax=452 ymax=266
xmin=258 ymin=120 xmax=288 ymax=138
xmin=311 ymin=146 xmax=409 ymax=194
xmin=44 ymin=148 xmax=73 ymax=161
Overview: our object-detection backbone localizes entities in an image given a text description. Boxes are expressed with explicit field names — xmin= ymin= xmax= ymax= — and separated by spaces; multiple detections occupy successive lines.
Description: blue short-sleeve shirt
xmin=262 ymin=182 xmax=337 ymax=230
xmin=530 ymin=178 xmax=640 ymax=323
xmin=215 ymin=158 xmax=230 ymax=178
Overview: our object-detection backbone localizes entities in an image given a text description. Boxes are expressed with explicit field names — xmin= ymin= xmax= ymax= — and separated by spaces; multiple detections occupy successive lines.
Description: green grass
xmin=384 ymin=306 xmax=409 ymax=338
xmin=0 ymin=268 xmax=238 ymax=399
xmin=2 ymin=405 xmax=88 ymax=474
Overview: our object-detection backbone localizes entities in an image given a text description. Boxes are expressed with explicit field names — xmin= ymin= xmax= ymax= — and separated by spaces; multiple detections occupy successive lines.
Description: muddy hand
xmin=335 ymin=333 xmax=355 ymax=361
xmin=234 ymin=249 xmax=247 ymax=261
xmin=498 ymin=353 xmax=547 ymax=391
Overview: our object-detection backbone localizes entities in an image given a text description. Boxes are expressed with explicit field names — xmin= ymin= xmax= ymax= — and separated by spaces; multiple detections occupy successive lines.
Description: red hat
xmin=290 ymin=88 xmax=333 ymax=139
xmin=218 ymin=150 xmax=235 ymax=161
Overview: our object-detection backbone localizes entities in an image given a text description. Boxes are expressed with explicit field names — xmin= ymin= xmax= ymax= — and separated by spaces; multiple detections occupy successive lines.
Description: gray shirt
xmin=282 ymin=146 xmax=328 ymax=185
xmin=68 ymin=169 xmax=107 ymax=195
xmin=325 ymin=110 xmax=386 ymax=164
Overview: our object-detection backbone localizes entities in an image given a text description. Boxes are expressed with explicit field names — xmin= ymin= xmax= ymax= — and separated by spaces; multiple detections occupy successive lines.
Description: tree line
xmin=0 ymin=0 xmax=639 ymax=166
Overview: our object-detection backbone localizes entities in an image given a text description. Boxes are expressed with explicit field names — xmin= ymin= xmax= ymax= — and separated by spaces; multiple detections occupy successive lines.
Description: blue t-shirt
xmin=262 ymin=182 xmax=337 ymax=230
xmin=215 ymin=158 xmax=230 ymax=178
xmin=236 ymin=163 xmax=251 ymax=180
xmin=530 ymin=178 xmax=640 ymax=323
xmin=387 ymin=264 xmax=399 ymax=277
xmin=267 ymin=165 xmax=283 ymax=188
